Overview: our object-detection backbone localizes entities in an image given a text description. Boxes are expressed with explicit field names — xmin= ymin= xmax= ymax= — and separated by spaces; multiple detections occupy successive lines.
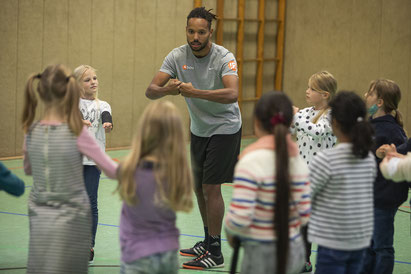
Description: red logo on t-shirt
xmin=228 ymin=60 xmax=237 ymax=72
xmin=183 ymin=65 xmax=187 ymax=70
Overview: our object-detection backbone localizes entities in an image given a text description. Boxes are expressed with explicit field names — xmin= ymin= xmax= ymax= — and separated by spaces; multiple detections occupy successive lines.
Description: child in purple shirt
xmin=117 ymin=100 xmax=193 ymax=274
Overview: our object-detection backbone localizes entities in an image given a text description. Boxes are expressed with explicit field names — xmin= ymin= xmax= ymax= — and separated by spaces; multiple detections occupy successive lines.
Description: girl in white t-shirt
xmin=290 ymin=70 xmax=337 ymax=272
xmin=74 ymin=65 xmax=113 ymax=264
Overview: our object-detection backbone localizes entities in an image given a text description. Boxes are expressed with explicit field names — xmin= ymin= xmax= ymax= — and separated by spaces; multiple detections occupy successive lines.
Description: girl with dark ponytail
xmin=225 ymin=91 xmax=311 ymax=274
xmin=309 ymin=91 xmax=377 ymax=274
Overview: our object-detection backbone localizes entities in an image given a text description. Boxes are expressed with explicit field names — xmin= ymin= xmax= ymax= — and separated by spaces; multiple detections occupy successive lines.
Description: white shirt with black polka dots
xmin=291 ymin=107 xmax=337 ymax=166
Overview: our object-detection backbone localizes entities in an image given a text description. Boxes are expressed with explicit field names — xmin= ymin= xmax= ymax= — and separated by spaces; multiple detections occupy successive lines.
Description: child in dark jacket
xmin=360 ymin=79 xmax=408 ymax=274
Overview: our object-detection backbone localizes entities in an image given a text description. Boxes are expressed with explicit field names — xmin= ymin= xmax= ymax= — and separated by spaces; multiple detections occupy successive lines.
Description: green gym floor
xmin=1 ymin=138 xmax=410 ymax=273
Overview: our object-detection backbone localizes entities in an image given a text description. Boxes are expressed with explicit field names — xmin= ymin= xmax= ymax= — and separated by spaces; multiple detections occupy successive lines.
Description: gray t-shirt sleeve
xmin=221 ymin=52 xmax=238 ymax=77
xmin=160 ymin=51 xmax=177 ymax=78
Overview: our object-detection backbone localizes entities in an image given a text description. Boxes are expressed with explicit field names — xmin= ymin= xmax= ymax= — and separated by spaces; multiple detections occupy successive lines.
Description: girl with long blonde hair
xmin=73 ymin=64 xmax=113 ymax=263
xmin=22 ymin=64 xmax=117 ymax=273
xmin=117 ymin=100 xmax=193 ymax=274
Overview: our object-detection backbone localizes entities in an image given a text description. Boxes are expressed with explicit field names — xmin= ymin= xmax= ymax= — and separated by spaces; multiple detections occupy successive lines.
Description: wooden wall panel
xmin=43 ymin=0 xmax=68 ymax=65
xmin=68 ymin=0 xmax=92 ymax=69
xmin=132 ymin=0 xmax=157 ymax=139
xmin=379 ymin=0 xmax=411 ymax=133
xmin=15 ymin=0 xmax=44 ymax=156
xmin=155 ymin=0 xmax=192 ymax=135
xmin=172 ymin=0 xmax=193 ymax=135
xmin=2 ymin=0 xmax=411 ymax=157
xmin=283 ymin=1 xmax=322 ymax=108
xmin=284 ymin=0 xmax=411 ymax=134
xmin=408 ymin=53 xmax=411 ymax=134
xmin=110 ymin=0 xmax=136 ymax=147
xmin=319 ymin=0 xmax=352 ymax=89
xmin=348 ymin=0 xmax=381 ymax=92
xmin=0 ymin=0 xmax=18 ymax=157
xmin=91 ymin=0 xmax=114 ymax=147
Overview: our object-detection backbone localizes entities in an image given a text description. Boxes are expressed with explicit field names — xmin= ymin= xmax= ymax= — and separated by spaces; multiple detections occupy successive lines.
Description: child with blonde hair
xmin=22 ymin=64 xmax=117 ymax=273
xmin=291 ymin=71 xmax=337 ymax=272
xmin=292 ymin=71 xmax=337 ymax=165
xmin=73 ymin=64 xmax=113 ymax=263
xmin=360 ymin=79 xmax=408 ymax=274
xmin=117 ymin=100 xmax=193 ymax=274
xmin=225 ymin=91 xmax=310 ymax=274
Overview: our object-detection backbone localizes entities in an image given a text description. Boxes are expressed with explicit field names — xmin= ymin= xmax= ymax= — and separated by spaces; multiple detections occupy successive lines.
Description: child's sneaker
xmin=182 ymin=251 xmax=224 ymax=270
xmin=301 ymin=261 xmax=312 ymax=273
xmin=89 ymin=248 xmax=94 ymax=265
xmin=179 ymin=241 xmax=207 ymax=257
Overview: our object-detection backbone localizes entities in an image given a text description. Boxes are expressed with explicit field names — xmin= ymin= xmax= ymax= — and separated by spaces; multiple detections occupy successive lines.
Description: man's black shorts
xmin=190 ymin=128 xmax=242 ymax=186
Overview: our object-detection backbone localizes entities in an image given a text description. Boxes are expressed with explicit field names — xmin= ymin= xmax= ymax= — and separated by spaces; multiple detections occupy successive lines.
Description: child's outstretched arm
xmin=0 ymin=162 xmax=25 ymax=196
xmin=77 ymin=126 xmax=118 ymax=179
xmin=23 ymin=137 xmax=32 ymax=175
xmin=380 ymin=152 xmax=411 ymax=182
xmin=376 ymin=144 xmax=396 ymax=159
xmin=292 ymin=110 xmax=333 ymax=138
xmin=101 ymin=102 xmax=113 ymax=133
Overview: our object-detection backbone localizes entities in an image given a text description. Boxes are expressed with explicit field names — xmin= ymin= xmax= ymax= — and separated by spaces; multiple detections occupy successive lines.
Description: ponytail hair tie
xmin=35 ymin=73 xmax=42 ymax=79
xmin=66 ymin=75 xmax=73 ymax=82
xmin=356 ymin=116 xmax=364 ymax=122
xmin=270 ymin=112 xmax=285 ymax=127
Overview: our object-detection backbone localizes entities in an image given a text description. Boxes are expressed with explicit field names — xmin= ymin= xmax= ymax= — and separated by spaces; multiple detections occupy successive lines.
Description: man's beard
xmin=188 ymin=38 xmax=209 ymax=52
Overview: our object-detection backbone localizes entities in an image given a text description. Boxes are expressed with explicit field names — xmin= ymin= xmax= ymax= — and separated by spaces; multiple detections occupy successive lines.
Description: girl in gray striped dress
xmin=22 ymin=64 xmax=118 ymax=274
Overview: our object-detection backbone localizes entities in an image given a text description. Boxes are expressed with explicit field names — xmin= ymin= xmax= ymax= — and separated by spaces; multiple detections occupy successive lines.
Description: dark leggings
xmin=83 ymin=165 xmax=101 ymax=247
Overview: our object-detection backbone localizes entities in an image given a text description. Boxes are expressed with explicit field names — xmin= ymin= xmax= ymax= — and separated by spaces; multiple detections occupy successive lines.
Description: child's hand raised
xmin=103 ymin=122 xmax=113 ymax=133
xmin=83 ymin=120 xmax=92 ymax=127
xmin=376 ymin=144 xmax=397 ymax=159
xmin=293 ymin=106 xmax=299 ymax=115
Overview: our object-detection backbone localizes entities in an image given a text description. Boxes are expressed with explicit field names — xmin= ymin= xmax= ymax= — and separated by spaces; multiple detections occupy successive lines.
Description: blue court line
xmin=0 ymin=211 xmax=28 ymax=217
xmin=0 ymin=211 xmax=410 ymax=266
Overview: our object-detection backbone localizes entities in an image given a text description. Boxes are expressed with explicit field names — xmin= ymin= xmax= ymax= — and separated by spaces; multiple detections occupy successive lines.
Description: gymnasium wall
xmin=284 ymin=0 xmax=411 ymax=134
xmin=0 ymin=0 xmax=410 ymax=157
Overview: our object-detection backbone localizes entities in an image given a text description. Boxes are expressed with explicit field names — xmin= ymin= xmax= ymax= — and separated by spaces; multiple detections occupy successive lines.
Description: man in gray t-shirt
xmin=146 ymin=7 xmax=242 ymax=270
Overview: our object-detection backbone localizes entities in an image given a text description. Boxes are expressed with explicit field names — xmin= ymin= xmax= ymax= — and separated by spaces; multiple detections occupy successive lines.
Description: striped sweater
xmin=308 ymin=143 xmax=377 ymax=251
xmin=225 ymin=135 xmax=311 ymax=242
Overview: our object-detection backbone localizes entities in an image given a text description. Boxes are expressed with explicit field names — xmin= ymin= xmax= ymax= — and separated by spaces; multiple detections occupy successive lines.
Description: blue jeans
xmin=360 ymin=207 xmax=397 ymax=274
xmin=315 ymin=246 xmax=366 ymax=274
xmin=83 ymin=165 xmax=101 ymax=247
xmin=120 ymin=250 xmax=178 ymax=274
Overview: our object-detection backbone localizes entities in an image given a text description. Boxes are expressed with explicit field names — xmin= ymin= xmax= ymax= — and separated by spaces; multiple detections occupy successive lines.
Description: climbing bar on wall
xmin=216 ymin=0 xmax=225 ymax=45
xmin=194 ymin=0 xmax=202 ymax=8
xmin=255 ymin=0 xmax=265 ymax=98
xmin=275 ymin=0 xmax=285 ymax=90
xmin=192 ymin=0 xmax=286 ymax=106
xmin=236 ymin=0 xmax=245 ymax=108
